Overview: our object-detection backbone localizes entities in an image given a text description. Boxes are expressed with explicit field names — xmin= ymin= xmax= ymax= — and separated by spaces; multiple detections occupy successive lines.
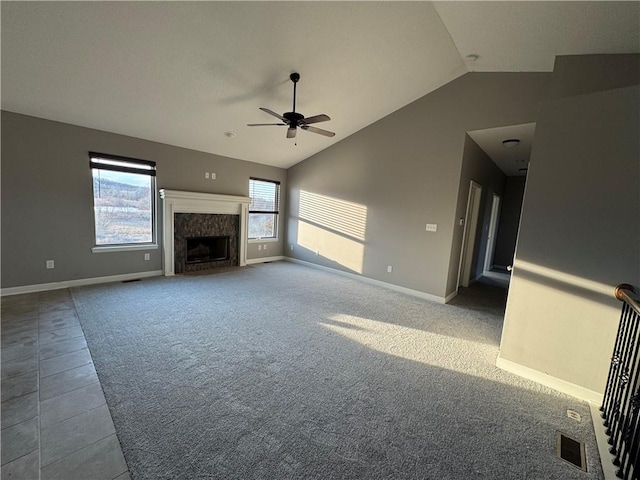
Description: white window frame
xmin=248 ymin=178 xmax=280 ymax=241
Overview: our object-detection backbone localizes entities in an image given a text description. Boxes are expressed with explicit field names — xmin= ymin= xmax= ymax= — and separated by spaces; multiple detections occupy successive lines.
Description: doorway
xmin=458 ymin=181 xmax=482 ymax=288
xmin=483 ymin=193 xmax=501 ymax=274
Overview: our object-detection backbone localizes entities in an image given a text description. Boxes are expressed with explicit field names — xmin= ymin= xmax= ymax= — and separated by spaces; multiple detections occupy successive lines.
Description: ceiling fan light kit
xmin=247 ymin=72 xmax=335 ymax=139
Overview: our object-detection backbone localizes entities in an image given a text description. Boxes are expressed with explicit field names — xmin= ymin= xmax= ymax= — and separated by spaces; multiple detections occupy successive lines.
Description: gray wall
xmin=500 ymin=54 xmax=640 ymax=394
xmin=450 ymin=135 xmax=506 ymax=289
xmin=1 ymin=111 xmax=287 ymax=289
xmin=550 ymin=53 xmax=640 ymax=100
xmin=493 ymin=176 xmax=526 ymax=268
xmin=286 ymin=72 xmax=549 ymax=299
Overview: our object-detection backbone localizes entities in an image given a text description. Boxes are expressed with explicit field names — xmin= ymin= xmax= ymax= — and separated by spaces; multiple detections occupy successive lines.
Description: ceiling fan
xmin=247 ymin=73 xmax=335 ymax=139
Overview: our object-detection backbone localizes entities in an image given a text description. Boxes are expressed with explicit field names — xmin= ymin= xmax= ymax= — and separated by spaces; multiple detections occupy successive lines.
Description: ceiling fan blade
xmin=259 ymin=107 xmax=287 ymax=122
xmin=301 ymin=125 xmax=335 ymax=138
xmin=247 ymin=123 xmax=286 ymax=126
xmin=286 ymin=127 xmax=297 ymax=139
xmin=301 ymin=114 xmax=331 ymax=125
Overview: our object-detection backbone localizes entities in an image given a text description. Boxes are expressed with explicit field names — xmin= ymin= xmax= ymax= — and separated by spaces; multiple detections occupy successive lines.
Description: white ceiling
xmin=468 ymin=123 xmax=536 ymax=177
xmin=2 ymin=2 xmax=639 ymax=169
xmin=434 ymin=1 xmax=640 ymax=72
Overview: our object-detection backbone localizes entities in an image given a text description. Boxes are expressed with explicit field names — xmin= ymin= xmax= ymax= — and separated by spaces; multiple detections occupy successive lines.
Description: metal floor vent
xmin=556 ymin=431 xmax=587 ymax=472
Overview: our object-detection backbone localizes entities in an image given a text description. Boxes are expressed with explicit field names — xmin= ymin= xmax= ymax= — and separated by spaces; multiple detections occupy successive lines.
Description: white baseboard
xmin=285 ymin=257 xmax=449 ymax=304
xmin=589 ymin=401 xmax=618 ymax=480
xmin=444 ymin=290 xmax=458 ymax=303
xmin=496 ymin=356 xmax=604 ymax=404
xmin=1 ymin=270 xmax=163 ymax=296
xmin=246 ymin=256 xmax=284 ymax=265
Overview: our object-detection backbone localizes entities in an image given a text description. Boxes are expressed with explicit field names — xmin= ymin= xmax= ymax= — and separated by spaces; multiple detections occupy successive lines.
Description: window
xmin=249 ymin=178 xmax=280 ymax=239
xmin=90 ymin=152 xmax=156 ymax=247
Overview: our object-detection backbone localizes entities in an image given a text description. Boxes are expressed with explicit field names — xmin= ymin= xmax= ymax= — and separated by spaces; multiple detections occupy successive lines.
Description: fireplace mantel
xmin=160 ymin=189 xmax=250 ymax=276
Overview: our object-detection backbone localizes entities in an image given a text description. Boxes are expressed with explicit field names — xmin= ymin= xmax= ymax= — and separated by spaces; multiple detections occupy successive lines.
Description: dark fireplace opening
xmin=186 ymin=236 xmax=230 ymax=264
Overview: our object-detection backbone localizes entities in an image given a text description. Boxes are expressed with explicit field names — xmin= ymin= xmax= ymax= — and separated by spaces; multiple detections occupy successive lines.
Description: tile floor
xmin=1 ymin=289 xmax=131 ymax=480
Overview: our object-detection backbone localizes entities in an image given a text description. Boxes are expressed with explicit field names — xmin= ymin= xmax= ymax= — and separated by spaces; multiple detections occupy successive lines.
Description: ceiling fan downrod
xmin=290 ymin=72 xmax=300 ymax=113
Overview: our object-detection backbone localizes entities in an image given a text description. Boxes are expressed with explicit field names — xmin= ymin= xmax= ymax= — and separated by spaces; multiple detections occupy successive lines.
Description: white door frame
xmin=458 ymin=181 xmax=483 ymax=288
xmin=483 ymin=193 xmax=501 ymax=273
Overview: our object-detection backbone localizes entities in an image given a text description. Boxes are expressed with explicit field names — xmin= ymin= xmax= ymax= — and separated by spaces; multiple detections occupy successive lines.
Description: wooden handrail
xmin=615 ymin=283 xmax=640 ymax=316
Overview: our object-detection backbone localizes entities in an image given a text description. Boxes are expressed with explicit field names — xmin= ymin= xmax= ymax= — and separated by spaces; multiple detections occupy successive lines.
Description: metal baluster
xmin=631 ymin=417 xmax=639 ymax=480
xmin=619 ymin=392 xmax=639 ymax=479
xmin=608 ymin=305 xmax=636 ymax=448
xmin=604 ymin=303 xmax=634 ymax=421
xmin=613 ymin=319 xmax=640 ymax=462
xmin=617 ymin=366 xmax=640 ymax=475
xmin=604 ymin=285 xmax=640 ymax=480
xmin=605 ymin=304 xmax=633 ymax=427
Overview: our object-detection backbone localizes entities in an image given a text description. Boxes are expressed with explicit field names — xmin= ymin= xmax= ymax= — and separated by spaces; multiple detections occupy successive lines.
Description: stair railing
xmin=601 ymin=284 xmax=640 ymax=480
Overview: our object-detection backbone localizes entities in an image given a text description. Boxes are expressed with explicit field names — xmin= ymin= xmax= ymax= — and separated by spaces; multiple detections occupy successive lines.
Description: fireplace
xmin=160 ymin=190 xmax=250 ymax=276
xmin=173 ymin=213 xmax=238 ymax=273
xmin=186 ymin=236 xmax=230 ymax=264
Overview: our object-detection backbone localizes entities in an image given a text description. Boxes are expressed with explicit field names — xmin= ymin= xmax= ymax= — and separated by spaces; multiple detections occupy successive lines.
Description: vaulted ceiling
xmin=2 ymin=2 xmax=638 ymax=169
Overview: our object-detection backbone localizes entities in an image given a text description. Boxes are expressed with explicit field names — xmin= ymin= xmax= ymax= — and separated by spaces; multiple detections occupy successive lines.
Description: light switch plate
xmin=426 ymin=223 xmax=437 ymax=232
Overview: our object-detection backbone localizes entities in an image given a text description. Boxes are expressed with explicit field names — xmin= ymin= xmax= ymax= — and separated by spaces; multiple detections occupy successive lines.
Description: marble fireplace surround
xmin=160 ymin=189 xmax=250 ymax=276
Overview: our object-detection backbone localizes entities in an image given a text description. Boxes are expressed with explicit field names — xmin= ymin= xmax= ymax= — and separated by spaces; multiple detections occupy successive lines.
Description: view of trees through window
xmin=92 ymin=169 xmax=154 ymax=245
xmin=249 ymin=178 xmax=279 ymax=239
xmin=249 ymin=212 xmax=276 ymax=239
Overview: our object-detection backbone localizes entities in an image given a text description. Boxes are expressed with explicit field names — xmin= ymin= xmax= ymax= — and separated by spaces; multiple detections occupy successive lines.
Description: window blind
xmin=249 ymin=178 xmax=280 ymax=214
xmin=89 ymin=152 xmax=156 ymax=176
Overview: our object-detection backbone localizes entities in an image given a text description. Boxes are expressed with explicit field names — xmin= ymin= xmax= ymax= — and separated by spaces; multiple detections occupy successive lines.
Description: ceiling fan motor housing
xmin=283 ymin=111 xmax=304 ymax=127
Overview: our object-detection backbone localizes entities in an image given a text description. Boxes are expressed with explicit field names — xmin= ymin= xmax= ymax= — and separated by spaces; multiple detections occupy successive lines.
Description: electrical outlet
xmin=387 ymin=265 xmax=393 ymax=273
xmin=144 ymin=253 xmax=150 ymax=261
xmin=205 ymin=172 xmax=209 ymax=179
xmin=290 ymin=244 xmax=294 ymax=251
xmin=211 ymin=173 xmax=216 ymax=180
xmin=258 ymin=245 xmax=262 ymax=251
xmin=46 ymin=260 xmax=55 ymax=269
xmin=263 ymin=244 xmax=267 ymax=250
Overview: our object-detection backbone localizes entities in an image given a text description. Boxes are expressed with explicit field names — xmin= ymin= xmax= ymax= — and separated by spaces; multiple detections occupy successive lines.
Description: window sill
xmin=92 ymin=244 xmax=159 ymax=254
xmin=248 ymin=238 xmax=279 ymax=243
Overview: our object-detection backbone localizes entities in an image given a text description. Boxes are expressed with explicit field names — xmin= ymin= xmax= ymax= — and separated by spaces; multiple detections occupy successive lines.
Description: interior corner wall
xmin=499 ymin=56 xmax=640 ymax=394
xmin=446 ymin=135 xmax=506 ymax=294
xmin=1 ymin=111 xmax=287 ymax=289
xmin=286 ymin=72 xmax=550 ymax=299
xmin=492 ymin=176 xmax=526 ymax=269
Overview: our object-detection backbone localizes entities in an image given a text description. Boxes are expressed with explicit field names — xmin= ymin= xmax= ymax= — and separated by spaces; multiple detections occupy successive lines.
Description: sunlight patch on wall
xmin=513 ymin=259 xmax=617 ymax=306
xmin=299 ymin=190 xmax=367 ymax=241
xmin=298 ymin=221 xmax=365 ymax=273
xmin=296 ymin=190 xmax=368 ymax=273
